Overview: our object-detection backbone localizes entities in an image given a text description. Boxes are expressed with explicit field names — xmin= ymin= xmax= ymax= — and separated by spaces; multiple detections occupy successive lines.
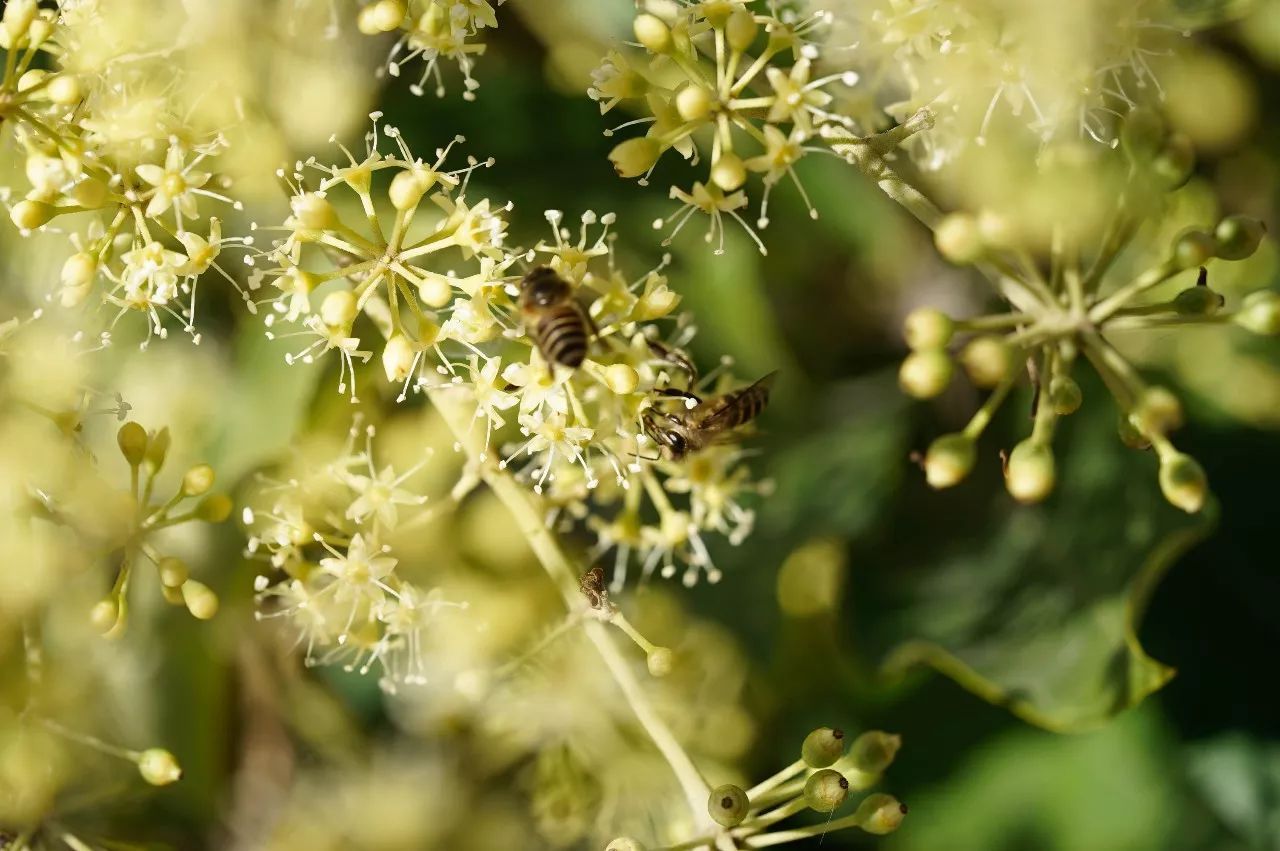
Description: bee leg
xmin=655 ymin=387 xmax=702 ymax=404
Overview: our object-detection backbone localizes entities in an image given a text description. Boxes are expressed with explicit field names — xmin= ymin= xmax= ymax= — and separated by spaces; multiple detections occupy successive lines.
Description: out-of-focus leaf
xmin=858 ymin=402 xmax=1216 ymax=731
xmin=203 ymin=324 xmax=321 ymax=484
xmin=1186 ymin=733 xmax=1280 ymax=848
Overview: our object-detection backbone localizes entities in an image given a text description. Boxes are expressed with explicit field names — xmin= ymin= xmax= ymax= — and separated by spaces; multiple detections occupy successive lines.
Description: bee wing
xmin=695 ymin=370 xmax=778 ymax=432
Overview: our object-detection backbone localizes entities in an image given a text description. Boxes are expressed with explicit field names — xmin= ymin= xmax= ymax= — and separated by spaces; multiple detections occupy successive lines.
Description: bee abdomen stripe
xmin=538 ymin=310 xmax=588 ymax=366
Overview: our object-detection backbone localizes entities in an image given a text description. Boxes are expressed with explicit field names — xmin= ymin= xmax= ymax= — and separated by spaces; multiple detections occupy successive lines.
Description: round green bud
xmin=804 ymin=768 xmax=850 ymax=812
xmin=1049 ymin=376 xmax=1082 ymax=416
xmin=1173 ymin=284 xmax=1224 ymax=316
xmin=72 ymin=176 xmax=109 ymax=208
xmin=854 ymin=793 xmax=908 ymax=835
xmin=320 ymin=289 xmax=358 ymax=328
xmin=960 ymin=335 xmax=1013 ymax=389
xmin=934 ymin=213 xmax=984 ymax=265
xmin=606 ymin=839 xmax=646 ymax=851
xmin=902 ymin=307 xmax=954 ymax=351
xmin=10 ymin=199 xmax=56 ymax=230
xmin=725 ymin=9 xmax=758 ymax=52
xmin=898 ymin=349 xmax=953 ymax=399
xmin=368 ymin=0 xmax=407 ymax=32
xmin=604 ymin=363 xmax=639 ymax=395
xmin=418 ymin=276 xmax=453 ymax=309
xmin=90 ymin=598 xmax=119 ymax=634
xmin=291 ymin=192 xmax=337 ymax=230
xmin=1117 ymin=412 xmax=1151 ymax=450
xmin=1172 ymin=229 xmax=1216 ymax=270
xmin=707 ymin=784 xmax=749 ymax=827
xmin=1152 ymin=133 xmax=1194 ymax=189
xmin=802 ymin=727 xmax=846 ymax=768
xmin=1159 ymin=452 xmax=1208 ymax=514
xmin=848 ymin=731 xmax=902 ymax=776
xmin=158 ymin=557 xmax=189 ymax=588
xmin=1005 ymin=440 xmax=1056 ymax=505
xmin=924 ymin=433 xmax=976 ymax=490
xmin=389 ymin=169 xmax=429 ymax=211
xmin=117 ymin=421 xmax=148 ymax=467
xmin=710 ymin=152 xmax=747 ymax=192
xmin=646 ymin=647 xmax=674 ymax=677
xmin=181 ymin=464 xmax=215 ymax=496
xmin=976 ymin=208 xmax=1017 ymax=250
xmin=1131 ymin=386 xmax=1183 ymax=437
xmin=46 ymin=73 xmax=81 ymax=105
xmin=633 ymin=13 xmax=672 ymax=53
xmin=382 ymin=334 xmax=416 ymax=382
xmin=608 ymin=137 xmax=660 ymax=179
xmin=26 ymin=15 xmax=52 ymax=45
xmin=137 ymin=748 xmax=182 ymax=786
xmin=181 ymin=580 xmax=219 ymax=620
xmin=1121 ymin=107 xmax=1166 ymax=163
xmin=1214 ymin=215 xmax=1266 ymax=261
xmin=195 ymin=494 xmax=233 ymax=523
xmin=675 ymin=85 xmax=714 ymax=123
xmin=17 ymin=68 xmax=46 ymax=91
xmin=3 ymin=0 xmax=38 ymax=42
xmin=61 ymin=251 xmax=97 ymax=289
xmin=1234 ymin=290 xmax=1280 ymax=335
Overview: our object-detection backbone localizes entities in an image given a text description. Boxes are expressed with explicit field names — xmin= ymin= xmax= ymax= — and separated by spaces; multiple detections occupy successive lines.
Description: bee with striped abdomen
xmin=641 ymin=372 xmax=776 ymax=460
xmin=518 ymin=266 xmax=595 ymax=370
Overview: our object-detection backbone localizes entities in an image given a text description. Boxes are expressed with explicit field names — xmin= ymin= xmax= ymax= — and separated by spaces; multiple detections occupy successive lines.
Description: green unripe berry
xmin=137 ymin=748 xmax=182 ymax=786
xmin=1152 ymin=133 xmax=1194 ymax=189
xmin=182 ymin=464 xmax=215 ymax=496
xmin=1173 ymin=284 xmax=1224 ymax=316
xmin=725 ymin=9 xmax=758 ymax=52
xmin=854 ymin=793 xmax=908 ymax=835
xmin=804 ymin=769 xmax=850 ymax=812
xmin=158 ymin=557 xmax=189 ymax=588
xmin=1214 ymin=215 xmax=1266 ymax=261
xmin=710 ymin=152 xmax=747 ymax=192
xmin=117 ymin=421 xmax=148 ymax=467
xmin=898 ymin=349 xmax=953 ymax=399
xmin=924 ymin=433 xmax=976 ymax=489
xmin=633 ymin=13 xmax=671 ymax=53
xmin=389 ymin=169 xmax=429 ymax=211
xmin=802 ymin=727 xmax=846 ymax=768
xmin=608 ymin=137 xmax=660 ymax=179
xmin=960 ymin=335 xmax=1013 ymax=388
xmin=196 ymin=494 xmax=233 ymax=523
xmin=1005 ymin=440 xmax=1056 ymax=505
xmin=1234 ymin=290 xmax=1280 ymax=335
xmin=675 ymin=85 xmax=714 ymax=123
xmin=1172 ymin=229 xmax=1216 ymax=270
xmin=902 ymin=307 xmax=953 ymax=351
xmin=707 ymin=784 xmax=749 ymax=827
xmin=181 ymin=580 xmax=219 ymax=620
xmin=1049 ymin=376 xmax=1082 ymax=415
xmin=934 ymin=213 xmax=984 ymax=265
xmin=848 ymin=731 xmax=902 ymax=776
xmin=1122 ymin=107 xmax=1166 ymax=163
xmin=1159 ymin=452 xmax=1208 ymax=513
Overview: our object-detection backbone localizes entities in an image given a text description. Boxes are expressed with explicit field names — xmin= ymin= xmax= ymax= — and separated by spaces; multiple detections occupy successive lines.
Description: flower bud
xmin=73 ymin=176 xmax=109 ymax=208
xmin=898 ymin=349 xmax=953 ymax=399
xmin=1122 ymin=107 xmax=1166 ymax=163
xmin=3 ymin=0 xmax=38 ymax=41
xmin=1159 ymin=452 xmax=1208 ymax=513
xmin=924 ymin=433 xmax=976 ymax=489
xmin=707 ymin=784 xmax=749 ymax=827
xmin=10 ymin=199 xmax=56 ymax=230
xmin=144 ymin=426 xmax=170 ymax=474
xmin=61 ymin=252 xmax=98 ymax=290
xmin=976 ymin=208 xmax=1017 ymax=249
xmin=1214 ymin=215 xmax=1266 ymax=261
xmin=902 ymin=307 xmax=953 ymax=351
xmin=725 ymin=9 xmax=758 ymax=51
xmin=182 ymin=464 xmax=215 ymax=496
xmin=162 ymin=584 xmax=185 ymax=606
xmin=675 ymin=85 xmax=714 ymax=123
xmin=1117 ymin=412 xmax=1151 ymax=450
xmin=646 ymin=647 xmax=674 ymax=677
xmin=849 ymin=731 xmax=902 ymax=776
xmin=17 ymin=68 xmax=46 ymax=91
xmin=1172 ymin=229 xmax=1216 ymax=270
xmin=1173 ymin=283 xmax=1224 ymax=316
xmin=609 ymin=137 xmax=660 ymax=179
xmin=606 ymin=839 xmax=646 ymax=851
xmin=320 ymin=290 xmax=358 ymax=328
xmin=181 ymin=580 xmax=219 ymax=620
xmin=137 ymin=748 xmax=182 ymax=786
xmin=27 ymin=15 xmax=52 ymax=45
xmin=418 ymin=276 xmax=453 ymax=308
xmin=1049 ymin=376 xmax=1082 ymax=415
xmin=934 ymin=213 xmax=984 ymax=265
xmin=1131 ymin=386 xmax=1183 ymax=437
xmin=90 ymin=598 xmax=119 ymax=634
xmin=804 ymin=768 xmax=849 ymax=812
xmin=1005 ymin=440 xmax=1055 ymax=504
xmin=389 ymin=169 xmax=429 ymax=211
xmin=1152 ymin=133 xmax=1194 ymax=189
xmin=801 ymin=727 xmax=846 ymax=768
xmin=960 ymin=335 xmax=1013 ymax=388
xmin=633 ymin=13 xmax=672 ymax=53
xmin=117 ymin=421 xmax=148 ymax=467
xmin=291 ymin=192 xmax=337 ymax=230
xmin=1234 ymin=290 xmax=1280 ymax=335
xmin=366 ymin=0 xmax=406 ymax=32
xmin=46 ymin=74 xmax=82 ymax=105
xmin=195 ymin=494 xmax=233 ymax=523
xmin=382 ymin=334 xmax=416 ymax=382
xmin=854 ymin=793 xmax=908 ymax=835
xmin=158 ymin=557 xmax=189 ymax=588
xmin=604 ymin=363 xmax=639 ymax=395
xmin=710 ymin=152 xmax=746 ymax=191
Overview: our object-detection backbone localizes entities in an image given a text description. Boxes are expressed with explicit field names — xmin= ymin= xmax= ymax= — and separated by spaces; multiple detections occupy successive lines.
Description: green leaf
xmin=857 ymin=402 xmax=1215 ymax=731
xmin=1186 ymin=733 xmax=1280 ymax=848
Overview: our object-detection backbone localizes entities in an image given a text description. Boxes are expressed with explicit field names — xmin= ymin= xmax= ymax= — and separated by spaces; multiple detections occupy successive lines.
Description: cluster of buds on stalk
xmin=899 ymin=109 xmax=1276 ymax=512
xmin=255 ymin=118 xmax=770 ymax=589
xmin=591 ymin=0 xmax=863 ymax=253
xmin=357 ymin=0 xmax=503 ymax=100
xmin=0 ymin=0 xmax=252 ymax=347
xmin=607 ymin=726 xmax=906 ymax=849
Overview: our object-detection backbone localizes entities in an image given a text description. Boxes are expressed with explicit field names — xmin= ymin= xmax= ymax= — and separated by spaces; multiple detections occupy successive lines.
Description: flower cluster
xmin=256 ymin=121 xmax=770 ymax=588
xmin=591 ymin=0 xmax=861 ymax=253
xmin=898 ymin=110 xmax=1278 ymax=511
xmin=247 ymin=418 xmax=465 ymax=692
xmin=0 ymin=0 xmax=253 ymax=348
xmin=828 ymin=0 xmax=1197 ymax=168
xmin=357 ymin=0 xmax=503 ymax=100
xmin=608 ymin=726 xmax=906 ymax=850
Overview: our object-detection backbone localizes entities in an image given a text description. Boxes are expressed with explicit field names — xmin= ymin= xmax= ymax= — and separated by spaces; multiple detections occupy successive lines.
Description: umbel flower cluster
xmin=896 ymin=110 xmax=1279 ymax=511
xmin=0 ymin=0 xmax=252 ymax=348
xmin=254 ymin=118 xmax=770 ymax=590
xmin=356 ymin=0 xmax=503 ymax=100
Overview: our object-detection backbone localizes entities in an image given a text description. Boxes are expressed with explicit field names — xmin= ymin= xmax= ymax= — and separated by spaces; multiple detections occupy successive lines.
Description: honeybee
xmin=519 ymin=266 xmax=595 ymax=370
xmin=642 ymin=372 xmax=776 ymax=460
xmin=580 ymin=566 xmax=609 ymax=609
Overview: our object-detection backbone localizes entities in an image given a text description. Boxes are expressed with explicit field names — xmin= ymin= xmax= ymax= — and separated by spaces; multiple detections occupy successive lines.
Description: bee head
xmin=520 ymin=266 xmax=570 ymax=307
